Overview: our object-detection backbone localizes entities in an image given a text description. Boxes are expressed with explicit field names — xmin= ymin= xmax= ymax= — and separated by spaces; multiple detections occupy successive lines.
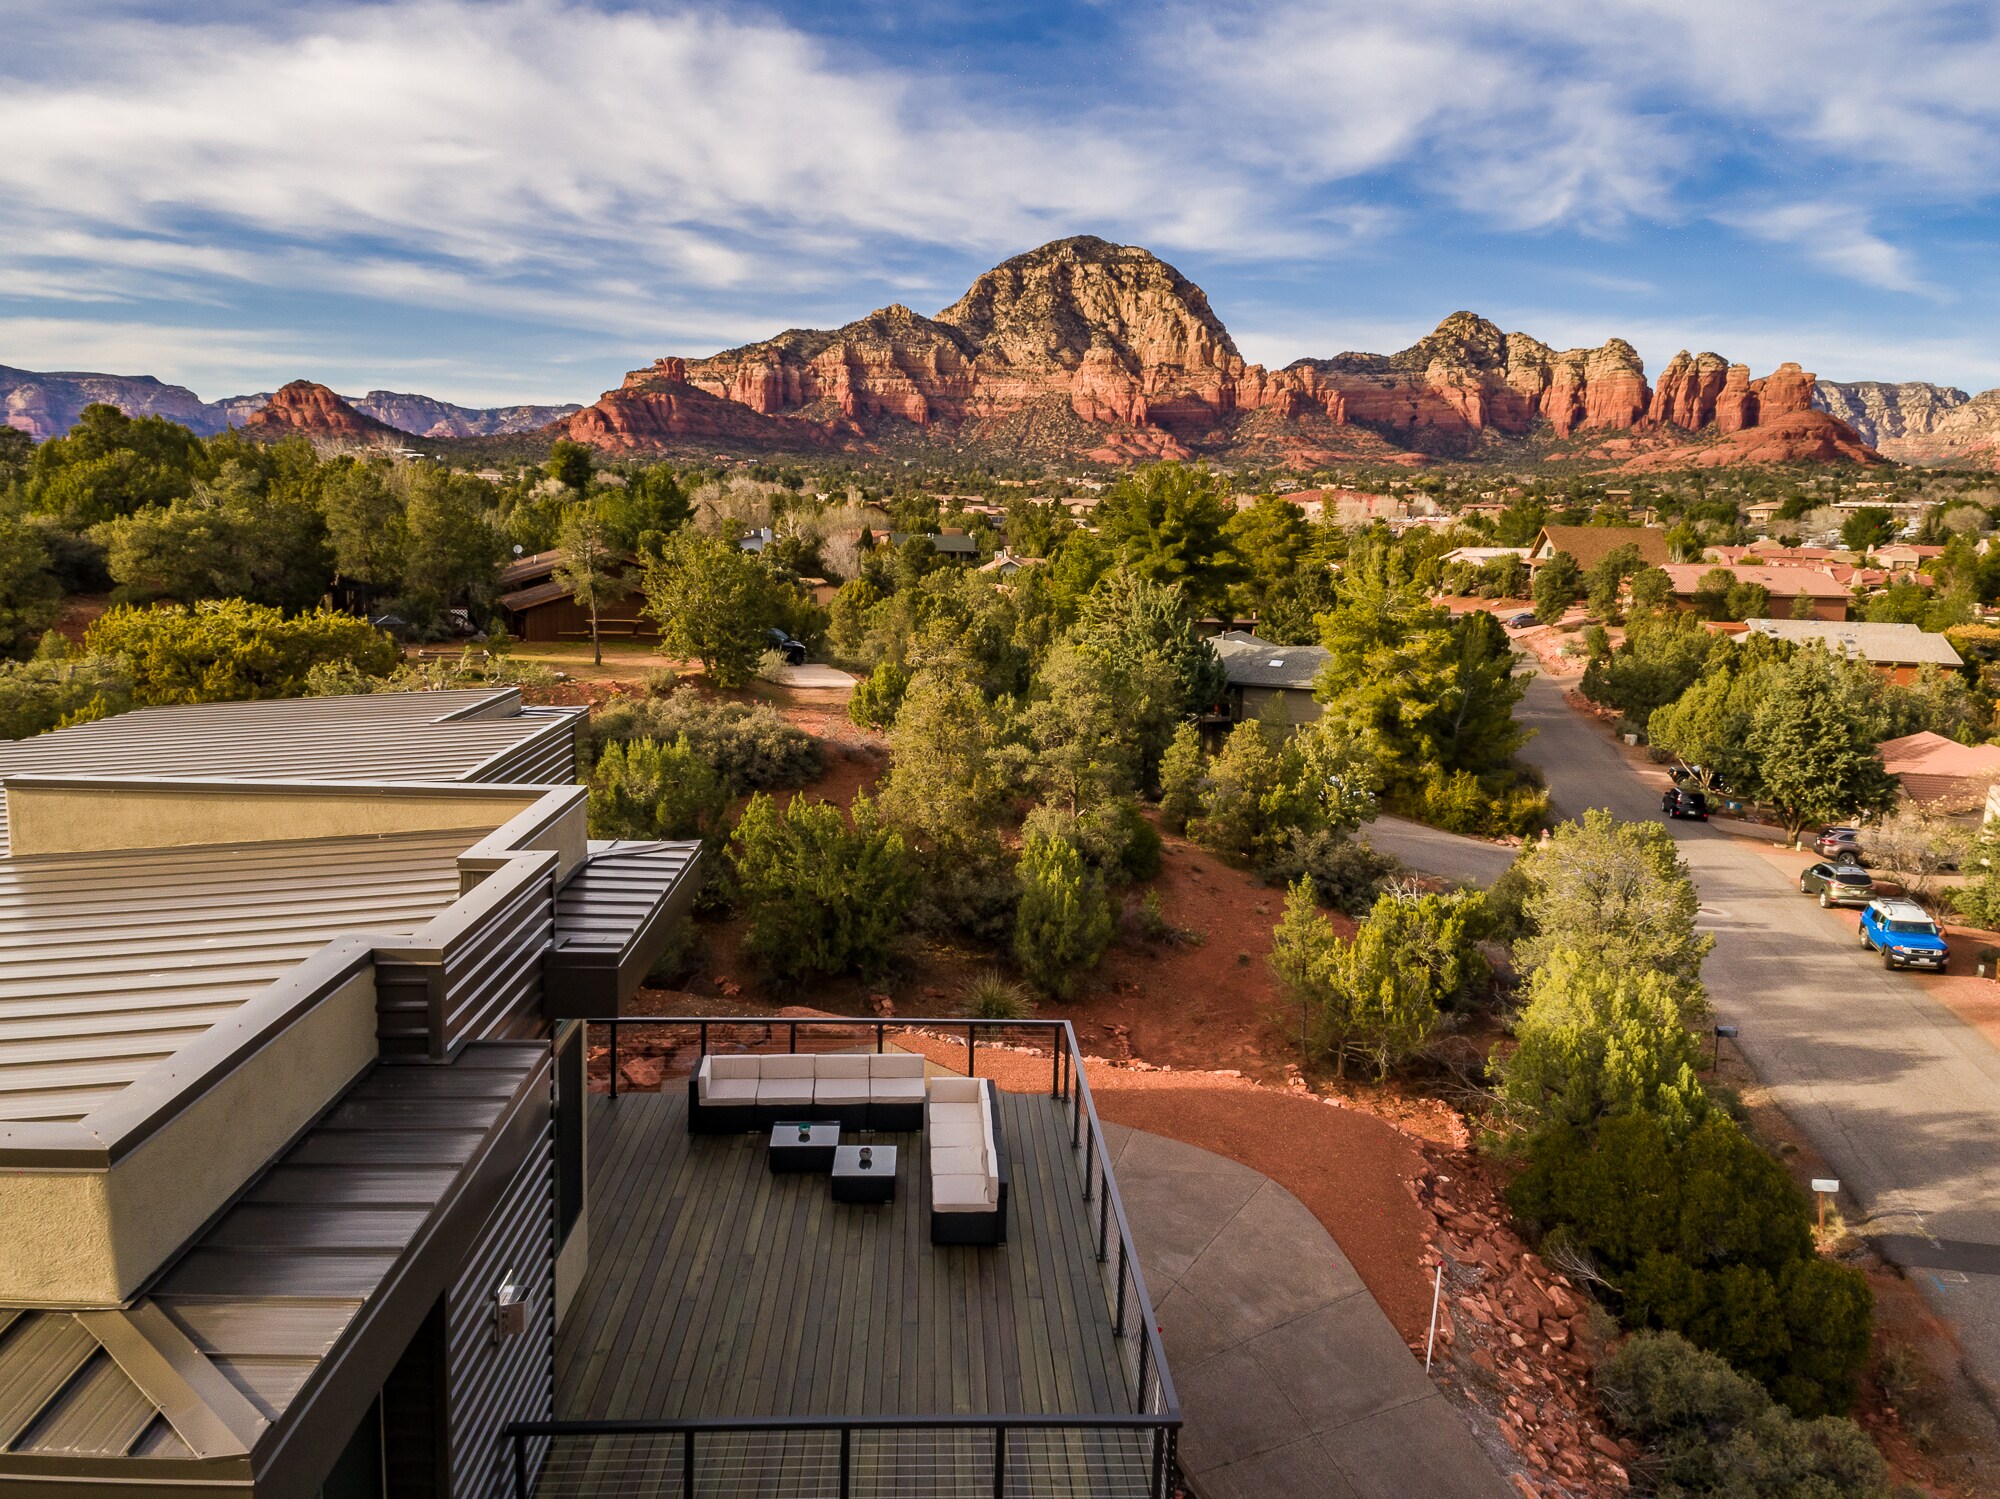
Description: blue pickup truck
xmin=1859 ymin=899 xmax=1950 ymax=971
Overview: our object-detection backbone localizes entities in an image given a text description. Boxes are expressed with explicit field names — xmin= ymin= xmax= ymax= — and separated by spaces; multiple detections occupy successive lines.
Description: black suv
xmin=1662 ymin=787 xmax=1710 ymax=821
xmin=1799 ymin=862 xmax=1873 ymax=908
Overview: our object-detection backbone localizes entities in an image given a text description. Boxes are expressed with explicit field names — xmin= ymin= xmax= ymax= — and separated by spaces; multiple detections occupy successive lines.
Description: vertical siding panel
xmin=446 ymin=1114 xmax=554 ymax=1498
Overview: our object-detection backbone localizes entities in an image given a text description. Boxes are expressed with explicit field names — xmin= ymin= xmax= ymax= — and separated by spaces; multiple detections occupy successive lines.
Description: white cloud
xmin=1721 ymin=203 xmax=1936 ymax=297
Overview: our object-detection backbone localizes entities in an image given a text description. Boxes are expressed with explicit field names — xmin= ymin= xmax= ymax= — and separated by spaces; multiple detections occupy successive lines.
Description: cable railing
xmin=510 ymin=1015 xmax=1180 ymax=1498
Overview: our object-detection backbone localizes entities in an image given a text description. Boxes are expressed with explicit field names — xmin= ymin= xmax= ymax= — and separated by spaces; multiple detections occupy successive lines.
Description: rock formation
xmin=558 ymin=237 xmax=1882 ymax=467
xmin=0 ymin=366 xmax=255 ymax=440
xmin=1814 ymin=379 xmax=2000 ymax=465
xmin=346 ymin=391 xmax=581 ymax=439
xmin=242 ymin=381 xmax=403 ymax=445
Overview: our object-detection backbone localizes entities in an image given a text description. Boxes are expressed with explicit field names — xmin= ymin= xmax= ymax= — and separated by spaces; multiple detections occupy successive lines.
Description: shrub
xmin=1022 ymin=797 xmax=1161 ymax=886
xmin=0 ymin=649 xmax=130 ymax=739
xmin=586 ymin=687 xmax=821 ymax=791
xmin=1190 ymin=716 xmax=1316 ymax=863
xmin=587 ymin=736 xmax=729 ymax=845
xmin=1596 ymin=1331 xmax=1888 ymax=1499
xmin=1509 ymin=1114 xmax=1872 ymax=1416
xmin=962 ymin=970 xmax=1034 ymax=1021
xmin=848 ymin=661 xmax=911 ymax=731
xmin=1156 ymin=720 xmax=1204 ymax=834
xmin=728 ymin=792 xmax=917 ymax=987
xmin=84 ymin=599 xmax=398 ymax=705
xmin=1258 ymin=827 xmax=1395 ymax=915
xmin=1013 ymin=833 xmax=1114 ymax=997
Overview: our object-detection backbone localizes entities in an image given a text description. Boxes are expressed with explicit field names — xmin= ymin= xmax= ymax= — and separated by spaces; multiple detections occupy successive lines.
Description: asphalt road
xmin=1404 ymin=669 xmax=2000 ymax=1405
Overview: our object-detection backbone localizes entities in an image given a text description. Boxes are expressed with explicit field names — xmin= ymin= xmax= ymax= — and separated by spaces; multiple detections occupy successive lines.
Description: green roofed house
xmin=1206 ymin=630 xmax=1329 ymax=736
xmin=0 ymin=689 xmax=1179 ymax=1499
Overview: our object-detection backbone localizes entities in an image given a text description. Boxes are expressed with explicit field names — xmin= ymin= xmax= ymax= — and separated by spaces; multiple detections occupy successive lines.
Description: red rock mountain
xmin=554 ymin=236 xmax=1880 ymax=467
xmin=244 ymin=380 xmax=404 ymax=445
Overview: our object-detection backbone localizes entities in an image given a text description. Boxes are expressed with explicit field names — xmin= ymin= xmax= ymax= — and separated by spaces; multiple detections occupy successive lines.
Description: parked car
xmin=1799 ymin=862 xmax=1874 ymax=908
xmin=1504 ymin=612 xmax=1537 ymax=628
xmin=1814 ymin=826 xmax=1865 ymax=861
xmin=765 ymin=627 xmax=807 ymax=666
xmin=1859 ymin=898 xmax=1950 ymax=971
xmin=1662 ymin=787 xmax=1710 ymax=821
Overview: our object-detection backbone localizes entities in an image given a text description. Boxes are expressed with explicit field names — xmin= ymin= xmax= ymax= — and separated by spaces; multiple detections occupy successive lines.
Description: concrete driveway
xmin=1466 ymin=668 xmax=2000 ymax=1405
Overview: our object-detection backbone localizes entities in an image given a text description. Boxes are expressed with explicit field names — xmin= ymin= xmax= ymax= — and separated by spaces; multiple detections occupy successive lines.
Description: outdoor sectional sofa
xmin=688 ymin=1051 xmax=928 ymax=1133
xmin=925 ymin=1076 xmax=1008 ymax=1246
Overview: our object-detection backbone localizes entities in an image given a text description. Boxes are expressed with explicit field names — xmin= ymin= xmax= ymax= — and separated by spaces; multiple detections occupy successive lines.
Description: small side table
xmin=769 ymin=1121 xmax=839 ymax=1173
xmin=831 ymin=1144 xmax=896 ymax=1203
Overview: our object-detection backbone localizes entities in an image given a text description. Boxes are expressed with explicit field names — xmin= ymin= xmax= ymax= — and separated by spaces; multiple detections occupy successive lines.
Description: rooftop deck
xmin=557 ymin=1087 xmax=1130 ymax=1423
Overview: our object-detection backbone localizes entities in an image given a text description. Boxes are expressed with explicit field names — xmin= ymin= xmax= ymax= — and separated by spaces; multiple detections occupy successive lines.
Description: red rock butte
xmin=551 ymin=236 xmax=1881 ymax=468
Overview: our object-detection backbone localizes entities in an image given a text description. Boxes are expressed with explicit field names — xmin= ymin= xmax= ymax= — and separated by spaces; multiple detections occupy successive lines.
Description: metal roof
xmin=546 ymin=840 xmax=704 ymax=1018
xmin=1212 ymin=633 xmax=1330 ymax=691
xmin=0 ymin=829 xmax=469 ymax=1124
xmin=0 ymin=1042 xmax=544 ymax=1479
xmin=0 ymin=689 xmax=578 ymax=851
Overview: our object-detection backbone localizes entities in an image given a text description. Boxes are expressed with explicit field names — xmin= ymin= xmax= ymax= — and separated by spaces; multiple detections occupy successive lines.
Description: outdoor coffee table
xmin=768 ymin=1121 xmax=839 ymax=1173
xmin=830 ymin=1143 xmax=896 ymax=1203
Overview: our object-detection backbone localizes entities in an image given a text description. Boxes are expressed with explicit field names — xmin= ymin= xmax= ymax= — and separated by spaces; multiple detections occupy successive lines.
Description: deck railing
xmin=506 ymin=1015 xmax=1180 ymax=1498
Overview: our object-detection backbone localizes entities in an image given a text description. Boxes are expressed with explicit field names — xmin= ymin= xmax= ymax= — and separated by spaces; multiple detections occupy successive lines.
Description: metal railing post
xmin=1097 ymin=1179 xmax=1110 ymax=1262
xmin=992 ymin=1425 xmax=1006 ymax=1499
xmin=1051 ymin=1041 xmax=1060 ymax=1098
xmin=1138 ymin=1330 xmax=1150 ymax=1415
xmin=875 ymin=1022 xmax=884 ymax=1054
xmin=683 ymin=1429 xmax=695 ymax=1498
xmin=968 ymin=1025 xmax=977 ymax=1078
xmin=839 ymin=1426 xmax=852 ymax=1499
xmin=1071 ymin=1071 xmax=1082 ymax=1147
xmin=1151 ymin=1427 xmax=1166 ymax=1499
xmin=1115 ymin=1242 xmax=1128 ymax=1335
xmin=609 ymin=1022 xmax=619 ymax=1099
xmin=512 ymin=1433 xmax=528 ymax=1499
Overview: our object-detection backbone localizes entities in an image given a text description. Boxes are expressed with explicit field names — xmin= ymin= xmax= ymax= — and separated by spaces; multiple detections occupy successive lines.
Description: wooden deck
xmin=555 ymin=1087 xmax=1134 ymax=1424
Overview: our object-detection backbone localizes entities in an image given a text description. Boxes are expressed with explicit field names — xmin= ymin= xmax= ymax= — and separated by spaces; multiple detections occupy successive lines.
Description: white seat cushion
xmin=929 ymin=1076 xmax=983 ymax=1104
xmin=870 ymin=1077 xmax=926 ymax=1104
xmin=758 ymin=1078 xmax=815 ymax=1105
xmin=870 ymin=1054 xmax=926 ymax=1078
xmin=814 ymin=1078 xmax=872 ymax=1105
xmin=929 ymin=1113 xmax=986 ymax=1149
xmin=760 ymin=1055 xmax=816 ymax=1080
xmin=815 ymin=1054 xmax=872 ymax=1079
xmin=932 ymin=1173 xmax=998 ymax=1211
xmin=929 ymin=1144 xmax=987 ymax=1177
xmin=703 ymin=1078 xmax=759 ymax=1105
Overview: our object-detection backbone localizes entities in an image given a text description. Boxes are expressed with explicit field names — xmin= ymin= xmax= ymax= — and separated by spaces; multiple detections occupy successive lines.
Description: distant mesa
xmin=11 ymin=234 xmax=2000 ymax=467
xmin=551 ymin=235 xmax=1895 ymax=468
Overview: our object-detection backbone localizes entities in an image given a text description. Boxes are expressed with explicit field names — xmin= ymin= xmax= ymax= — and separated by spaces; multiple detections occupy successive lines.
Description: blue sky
xmin=2 ymin=0 xmax=1998 ymax=406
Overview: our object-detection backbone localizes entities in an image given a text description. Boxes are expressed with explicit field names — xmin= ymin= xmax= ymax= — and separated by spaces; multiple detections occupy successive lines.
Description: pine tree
xmin=1012 ymin=834 xmax=1114 ymax=997
xmin=1747 ymin=645 xmax=1899 ymax=842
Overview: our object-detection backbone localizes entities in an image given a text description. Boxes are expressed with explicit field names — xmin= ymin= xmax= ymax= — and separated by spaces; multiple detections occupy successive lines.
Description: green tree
xmin=1584 ymin=542 xmax=1644 ymax=622
xmin=1628 ymin=564 xmax=1673 ymax=612
xmin=1500 ymin=946 xmax=1709 ymax=1136
xmin=1532 ymin=551 xmax=1583 ymax=624
xmin=1515 ymin=809 xmax=1712 ymax=985
xmin=1747 ymin=645 xmax=1898 ymax=842
xmin=847 ymin=660 xmax=910 ymax=731
xmin=1690 ymin=567 xmax=1737 ymax=621
xmin=545 ymin=439 xmax=595 ymax=493
xmin=554 ymin=505 xmax=634 ymax=666
xmin=640 ymin=528 xmax=781 ymax=687
xmin=0 ymin=647 xmax=130 ymax=738
xmin=1787 ymin=587 xmax=1817 ymax=620
xmin=1094 ymin=463 xmax=1244 ymax=615
xmin=877 ymin=669 xmax=1014 ymax=857
xmin=320 ymin=462 xmax=407 ymax=595
xmin=26 ymin=405 xmax=199 ymax=526
xmin=1156 ymin=720 xmax=1204 ymax=835
xmin=1191 ymin=715 xmax=1316 ymax=864
xmin=1839 ymin=507 xmax=1897 ymax=552
xmin=1724 ymin=579 xmax=1770 ymax=621
xmin=600 ymin=465 xmax=691 ymax=553
xmin=1013 ymin=833 xmax=1114 ymax=997
xmin=0 ymin=512 xmax=63 ymax=660
xmin=402 ymin=467 xmax=505 ymax=623
xmin=1022 ymin=639 xmax=1172 ymax=812
xmin=587 ymin=735 xmax=727 ymax=845
xmin=728 ymin=792 xmax=916 ymax=987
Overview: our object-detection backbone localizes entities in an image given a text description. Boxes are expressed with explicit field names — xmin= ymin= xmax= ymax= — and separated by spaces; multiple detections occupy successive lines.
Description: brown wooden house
xmin=498 ymin=548 xmax=656 ymax=643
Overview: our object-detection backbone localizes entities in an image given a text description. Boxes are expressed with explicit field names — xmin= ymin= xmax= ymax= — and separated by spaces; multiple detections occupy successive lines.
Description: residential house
xmin=1660 ymin=564 xmax=1851 ymax=620
xmin=1205 ymin=631 xmax=1329 ymax=736
xmin=499 ymin=549 xmax=656 ymax=644
xmin=977 ymin=547 xmax=1044 ymax=579
xmin=1440 ymin=546 xmax=1532 ymax=568
xmin=1877 ymin=731 xmax=2000 ymax=811
xmin=0 ymin=690 xmax=1176 ymax=1499
xmin=1870 ymin=544 xmax=1950 ymax=574
xmin=1527 ymin=525 xmax=1672 ymax=571
xmin=1744 ymin=619 xmax=1963 ymax=682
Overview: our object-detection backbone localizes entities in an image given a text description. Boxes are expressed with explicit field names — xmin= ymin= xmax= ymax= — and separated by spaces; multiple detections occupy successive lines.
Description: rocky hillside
xmin=242 ymin=381 xmax=405 ymax=446
xmin=555 ymin=236 xmax=1882 ymax=468
xmin=346 ymin=390 xmax=580 ymax=438
xmin=1816 ymin=380 xmax=2000 ymax=465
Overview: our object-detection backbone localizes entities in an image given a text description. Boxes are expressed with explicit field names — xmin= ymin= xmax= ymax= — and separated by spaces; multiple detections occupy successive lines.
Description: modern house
xmin=1745 ymin=619 xmax=1963 ymax=681
xmin=1527 ymin=525 xmax=1671 ymax=571
xmin=1205 ymin=630 xmax=1328 ymax=736
xmin=0 ymin=690 xmax=1174 ymax=1498
xmin=496 ymin=550 xmax=656 ymax=645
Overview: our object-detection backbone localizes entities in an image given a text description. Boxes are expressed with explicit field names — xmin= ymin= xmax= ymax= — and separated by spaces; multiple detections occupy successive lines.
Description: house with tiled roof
xmin=1878 ymin=731 xmax=2000 ymax=810
xmin=1528 ymin=525 xmax=1671 ymax=571
xmin=1746 ymin=619 xmax=1962 ymax=682
xmin=1662 ymin=564 xmax=1851 ymax=620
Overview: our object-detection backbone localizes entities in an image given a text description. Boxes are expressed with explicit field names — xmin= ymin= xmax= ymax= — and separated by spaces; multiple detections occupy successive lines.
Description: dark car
xmin=1504 ymin=612 xmax=1537 ymax=629
xmin=1662 ymin=787 xmax=1709 ymax=821
xmin=765 ymin=627 xmax=807 ymax=666
xmin=1814 ymin=826 xmax=1864 ymax=861
xmin=1798 ymin=862 xmax=1873 ymax=908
